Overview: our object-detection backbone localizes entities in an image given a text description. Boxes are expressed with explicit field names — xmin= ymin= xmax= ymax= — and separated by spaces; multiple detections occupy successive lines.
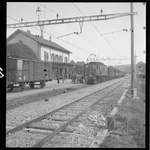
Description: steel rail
xmin=33 ymin=80 xmax=123 ymax=147
xmin=6 ymin=78 xmax=123 ymax=136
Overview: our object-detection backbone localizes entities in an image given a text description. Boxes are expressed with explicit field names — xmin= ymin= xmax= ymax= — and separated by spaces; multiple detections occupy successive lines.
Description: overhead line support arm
xmin=7 ymin=12 xmax=137 ymax=28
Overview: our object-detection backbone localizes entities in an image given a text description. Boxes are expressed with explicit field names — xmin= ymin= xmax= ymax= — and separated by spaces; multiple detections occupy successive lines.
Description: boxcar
xmin=7 ymin=57 xmax=53 ymax=91
xmin=6 ymin=57 xmax=54 ymax=91
xmin=7 ymin=42 xmax=54 ymax=91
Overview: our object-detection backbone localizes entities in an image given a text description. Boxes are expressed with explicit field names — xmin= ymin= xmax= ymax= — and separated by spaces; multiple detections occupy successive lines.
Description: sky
xmin=7 ymin=2 xmax=146 ymax=65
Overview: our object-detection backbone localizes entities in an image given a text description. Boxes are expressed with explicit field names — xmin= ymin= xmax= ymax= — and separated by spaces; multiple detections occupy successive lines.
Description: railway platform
xmin=7 ymin=79 xmax=81 ymax=101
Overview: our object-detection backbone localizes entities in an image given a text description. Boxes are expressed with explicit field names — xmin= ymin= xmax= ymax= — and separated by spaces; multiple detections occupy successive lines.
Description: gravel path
xmin=7 ymin=84 xmax=87 ymax=110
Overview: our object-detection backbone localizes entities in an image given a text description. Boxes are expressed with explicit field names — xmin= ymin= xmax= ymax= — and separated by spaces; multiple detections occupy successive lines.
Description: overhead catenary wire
xmin=42 ymin=5 xmax=80 ymax=37
xmin=72 ymin=3 xmax=132 ymax=65
xmin=45 ymin=3 xmax=130 ymax=64
xmin=7 ymin=5 xmax=105 ymax=59
xmin=39 ymin=4 xmax=96 ymax=55
xmin=8 ymin=16 xmax=20 ymax=22
xmin=39 ymin=5 xmax=92 ymax=52
xmin=44 ymin=4 xmax=93 ymax=49
xmin=7 ymin=15 xmax=89 ymax=59
xmin=100 ymin=29 xmax=124 ymax=36
xmin=72 ymin=3 xmax=133 ymax=56
xmin=7 ymin=3 xmax=132 ymax=63
xmin=8 ymin=15 xmax=47 ymax=36
xmin=71 ymin=3 xmax=130 ymax=56
xmin=72 ymin=3 xmax=115 ymax=52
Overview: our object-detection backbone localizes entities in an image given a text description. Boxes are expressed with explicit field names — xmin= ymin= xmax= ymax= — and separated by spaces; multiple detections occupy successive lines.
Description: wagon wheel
xmin=29 ymin=82 xmax=34 ymax=89
xmin=40 ymin=81 xmax=45 ymax=88
xmin=20 ymin=83 xmax=25 ymax=90
xmin=8 ymin=84 xmax=14 ymax=92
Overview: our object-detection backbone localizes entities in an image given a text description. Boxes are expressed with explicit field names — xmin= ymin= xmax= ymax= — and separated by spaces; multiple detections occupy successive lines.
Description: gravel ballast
xmin=6 ymin=78 xmax=122 ymax=130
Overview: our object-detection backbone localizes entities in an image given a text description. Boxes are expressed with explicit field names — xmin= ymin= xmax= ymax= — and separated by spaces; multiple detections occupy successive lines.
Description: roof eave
xmin=40 ymin=43 xmax=71 ymax=54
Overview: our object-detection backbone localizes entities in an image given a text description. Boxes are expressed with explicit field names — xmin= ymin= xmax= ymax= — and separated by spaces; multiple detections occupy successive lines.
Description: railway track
xmin=6 ymin=78 xmax=125 ymax=147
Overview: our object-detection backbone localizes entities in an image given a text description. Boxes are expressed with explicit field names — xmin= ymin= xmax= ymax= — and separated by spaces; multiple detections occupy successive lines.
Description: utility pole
xmin=130 ymin=3 xmax=134 ymax=96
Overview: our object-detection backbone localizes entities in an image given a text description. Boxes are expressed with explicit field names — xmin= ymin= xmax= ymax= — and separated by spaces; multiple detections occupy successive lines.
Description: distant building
xmin=7 ymin=29 xmax=72 ymax=78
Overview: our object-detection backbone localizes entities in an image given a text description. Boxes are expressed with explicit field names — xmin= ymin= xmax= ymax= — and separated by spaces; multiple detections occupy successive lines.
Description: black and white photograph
xmin=5 ymin=2 xmax=146 ymax=148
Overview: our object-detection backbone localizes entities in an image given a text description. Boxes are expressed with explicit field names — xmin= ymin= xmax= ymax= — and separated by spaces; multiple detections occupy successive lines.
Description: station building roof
xmin=7 ymin=42 xmax=38 ymax=60
xmin=7 ymin=29 xmax=71 ymax=54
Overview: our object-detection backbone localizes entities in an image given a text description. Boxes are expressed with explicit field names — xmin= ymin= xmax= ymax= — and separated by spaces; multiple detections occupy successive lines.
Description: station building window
xmin=61 ymin=56 xmax=63 ymax=62
xmin=51 ymin=54 xmax=54 ymax=62
xmin=54 ymin=55 xmax=56 ymax=62
xmin=64 ymin=56 xmax=68 ymax=63
xmin=57 ymin=55 xmax=59 ymax=62
xmin=55 ymin=55 xmax=58 ymax=62
xmin=59 ymin=56 xmax=63 ymax=63
xmin=44 ymin=51 xmax=49 ymax=61
xmin=58 ymin=56 xmax=60 ymax=62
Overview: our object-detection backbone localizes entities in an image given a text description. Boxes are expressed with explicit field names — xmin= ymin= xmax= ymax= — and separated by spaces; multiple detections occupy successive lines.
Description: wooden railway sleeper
xmin=25 ymin=125 xmax=76 ymax=134
xmin=51 ymin=111 xmax=77 ymax=117
xmin=6 ymin=80 xmax=123 ymax=139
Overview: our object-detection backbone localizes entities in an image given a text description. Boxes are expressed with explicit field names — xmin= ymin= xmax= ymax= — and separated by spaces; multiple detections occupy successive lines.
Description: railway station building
xmin=7 ymin=29 xmax=72 ymax=79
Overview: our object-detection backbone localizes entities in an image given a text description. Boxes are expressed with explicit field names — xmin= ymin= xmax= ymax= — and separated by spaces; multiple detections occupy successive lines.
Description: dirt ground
xmin=100 ymin=78 xmax=145 ymax=148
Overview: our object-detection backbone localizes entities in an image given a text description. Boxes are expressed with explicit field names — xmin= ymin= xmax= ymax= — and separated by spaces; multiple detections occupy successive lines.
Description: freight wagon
xmin=6 ymin=57 xmax=53 ymax=91
xmin=6 ymin=42 xmax=54 ymax=91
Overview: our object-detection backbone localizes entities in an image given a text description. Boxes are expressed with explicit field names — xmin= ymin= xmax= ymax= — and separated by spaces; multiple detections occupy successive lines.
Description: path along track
xmin=7 ymin=84 xmax=88 ymax=111
xmin=6 ymin=78 xmax=125 ymax=147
